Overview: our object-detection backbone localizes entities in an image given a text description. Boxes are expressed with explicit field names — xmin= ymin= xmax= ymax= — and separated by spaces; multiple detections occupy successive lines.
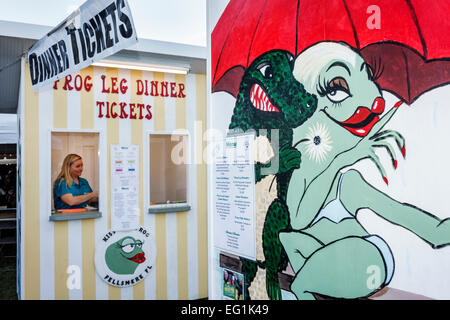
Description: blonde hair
xmin=293 ymin=42 xmax=359 ymax=93
xmin=54 ymin=153 xmax=82 ymax=189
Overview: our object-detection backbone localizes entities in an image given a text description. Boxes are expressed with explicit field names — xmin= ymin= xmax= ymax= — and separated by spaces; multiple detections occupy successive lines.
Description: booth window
xmin=50 ymin=131 xmax=101 ymax=221
xmin=149 ymin=133 xmax=190 ymax=213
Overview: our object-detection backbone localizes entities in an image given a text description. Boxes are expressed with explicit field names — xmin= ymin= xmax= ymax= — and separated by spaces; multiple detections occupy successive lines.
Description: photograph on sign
xmin=222 ymin=268 xmax=244 ymax=300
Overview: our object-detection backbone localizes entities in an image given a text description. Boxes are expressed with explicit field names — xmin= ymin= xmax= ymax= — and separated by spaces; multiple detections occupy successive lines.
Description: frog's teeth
xmin=250 ymin=84 xmax=279 ymax=112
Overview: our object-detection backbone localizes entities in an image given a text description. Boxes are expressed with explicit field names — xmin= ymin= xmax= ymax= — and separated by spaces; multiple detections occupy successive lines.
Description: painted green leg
xmin=279 ymin=231 xmax=324 ymax=273
xmin=290 ymin=237 xmax=387 ymax=300
xmin=240 ymin=258 xmax=257 ymax=300
xmin=263 ymin=199 xmax=290 ymax=300
xmin=341 ymin=169 xmax=450 ymax=249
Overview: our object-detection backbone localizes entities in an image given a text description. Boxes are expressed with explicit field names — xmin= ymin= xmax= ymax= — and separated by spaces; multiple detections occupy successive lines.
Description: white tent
xmin=0 ymin=114 xmax=18 ymax=144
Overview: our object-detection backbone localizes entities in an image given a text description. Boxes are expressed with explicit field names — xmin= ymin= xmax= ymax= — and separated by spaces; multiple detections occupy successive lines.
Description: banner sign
xmin=27 ymin=0 xmax=137 ymax=90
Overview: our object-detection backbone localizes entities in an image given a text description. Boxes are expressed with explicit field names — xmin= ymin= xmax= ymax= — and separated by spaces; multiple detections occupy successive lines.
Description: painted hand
xmin=341 ymin=102 xmax=405 ymax=184
xmin=278 ymin=146 xmax=302 ymax=174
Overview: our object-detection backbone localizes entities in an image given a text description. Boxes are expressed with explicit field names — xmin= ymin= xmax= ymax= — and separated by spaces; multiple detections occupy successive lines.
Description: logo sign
xmin=27 ymin=0 xmax=137 ymax=90
xmin=95 ymin=226 xmax=156 ymax=287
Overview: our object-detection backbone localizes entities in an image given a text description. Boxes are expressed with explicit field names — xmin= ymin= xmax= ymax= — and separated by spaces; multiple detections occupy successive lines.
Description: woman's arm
xmin=60 ymin=191 xmax=98 ymax=207
xmin=289 ymin=106 xmax=402 ymax=230
xmin=341 ymin=169 xmax=450 ymax=249
xmin=288 ymin=155 xmax=347 ymax=230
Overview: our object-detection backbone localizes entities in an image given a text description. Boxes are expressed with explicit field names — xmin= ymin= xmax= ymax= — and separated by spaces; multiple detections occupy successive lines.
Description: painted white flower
xmin=305 ymin=123 xmax=333 ymax=163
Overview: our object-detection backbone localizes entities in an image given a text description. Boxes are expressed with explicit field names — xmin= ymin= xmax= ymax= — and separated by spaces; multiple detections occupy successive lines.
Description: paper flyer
xmin=213 ymin=133 xmax=256 ymax=260
xmin=111 ymin=145 xmax=140 ymax=231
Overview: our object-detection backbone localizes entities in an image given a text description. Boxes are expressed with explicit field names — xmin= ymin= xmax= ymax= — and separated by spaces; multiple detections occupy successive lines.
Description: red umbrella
xmin=211 ymin=0 xmax=450 ymax=104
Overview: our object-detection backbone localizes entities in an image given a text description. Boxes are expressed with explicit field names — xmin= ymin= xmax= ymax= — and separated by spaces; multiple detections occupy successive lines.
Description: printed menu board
xmin=213 ymin=133 xmax=256 ymax=260
xmin=111 ymin=145 xmax=140 ymax=231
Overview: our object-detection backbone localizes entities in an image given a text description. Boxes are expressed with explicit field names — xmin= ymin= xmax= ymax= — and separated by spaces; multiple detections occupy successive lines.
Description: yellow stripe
xmin=175 ymin=74 xmax=187 ymax=131
xmin=176 ymin=212 xmax=188 ymax=299
xmin=155 ymin=214 xmax=167 ymax=299
xmin=196 ymin=74 xmax=208 ymax=298
xmin=53 ymin=74 xmax=69 ymax=300
xmin=23 ymin=62 xmax=40 ymax=299
xmin=80 ymin=66 xmax=96 ymax=300
xmin=105 ymin=67 xmax=121 ymax=300
xmin=81 ymin=219 xmax=95 ymax=299
xmin=153 ymin=72 xmax=167 ymax=300
xmin=130 ymin=69 xmax=145 ymax=299
xmin=175 ymin=74 xmax=188 ymax=299
xmin=153 ymin=72 xmax=166 ymax=132
xmin=130 ymin=69 xmax=144 ymax=227
xmin=81 ymin=66 xmax=94 ymax=130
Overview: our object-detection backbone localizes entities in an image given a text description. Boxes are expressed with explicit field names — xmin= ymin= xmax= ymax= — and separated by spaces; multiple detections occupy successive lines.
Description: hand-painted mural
xmin=283 ymin=41 xmax=449 ymax=300
xmin=228 ymin=50 xmax=317 ymax=299
xmin=211 ymin=0 xmax=450 ymax=300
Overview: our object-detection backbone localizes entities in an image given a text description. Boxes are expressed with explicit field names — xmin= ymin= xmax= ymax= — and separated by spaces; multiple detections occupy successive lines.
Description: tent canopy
xmin=0 ymin=113 xmax=17 ymax=144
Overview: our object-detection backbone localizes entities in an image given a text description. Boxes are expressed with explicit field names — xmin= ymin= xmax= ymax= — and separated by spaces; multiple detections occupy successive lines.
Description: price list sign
xmin=111 ymin=145 xmax=140 ymax=231
xmin=213 ymin=134 xmax=256 ymax=260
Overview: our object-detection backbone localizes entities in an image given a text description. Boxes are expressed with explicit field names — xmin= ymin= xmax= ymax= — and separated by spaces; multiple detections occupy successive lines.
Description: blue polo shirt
xmin=53 ymin=177 xmax=93 ymax=210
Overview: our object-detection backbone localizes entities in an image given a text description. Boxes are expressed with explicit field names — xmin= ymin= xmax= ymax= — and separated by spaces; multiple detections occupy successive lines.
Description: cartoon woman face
xmin=292 ymin=42 xmax=388 ymax=166
xmin=315 ymin=59 xmax=384 ymax=137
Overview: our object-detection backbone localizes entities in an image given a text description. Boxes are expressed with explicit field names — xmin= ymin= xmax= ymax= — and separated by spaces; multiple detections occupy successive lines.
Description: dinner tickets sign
xmin=27 ymin=0 xmax=137 ymax=90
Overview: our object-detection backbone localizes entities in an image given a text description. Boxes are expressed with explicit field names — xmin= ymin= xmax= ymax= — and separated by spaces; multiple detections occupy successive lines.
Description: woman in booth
xmin=53 ymin=153 xmax=98 ymax=210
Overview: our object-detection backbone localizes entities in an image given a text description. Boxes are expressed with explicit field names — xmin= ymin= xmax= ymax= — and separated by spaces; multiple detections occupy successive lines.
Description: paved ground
xmin=0 ymin=254 xmax=17 ymax=300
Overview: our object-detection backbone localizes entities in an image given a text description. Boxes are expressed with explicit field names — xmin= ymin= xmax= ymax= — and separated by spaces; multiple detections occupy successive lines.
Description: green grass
xmin=0 ymin=256 xmax=18 ymax=300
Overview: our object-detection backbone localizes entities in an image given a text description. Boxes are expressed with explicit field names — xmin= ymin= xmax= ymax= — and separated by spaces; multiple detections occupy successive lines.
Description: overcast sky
xmin=0 ymin=0 xmax=206 ymax=46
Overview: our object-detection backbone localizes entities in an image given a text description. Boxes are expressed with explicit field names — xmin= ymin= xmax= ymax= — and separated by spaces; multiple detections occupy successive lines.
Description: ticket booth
xmin=17 ymin=43 xmax=208 ymax=299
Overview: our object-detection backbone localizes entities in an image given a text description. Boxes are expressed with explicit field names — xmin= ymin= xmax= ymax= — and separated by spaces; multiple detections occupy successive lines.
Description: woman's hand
xmin=60 ymin=191 xmax=98 ymax=207
xmin=289 ymin=102 xmax=405 ymax=230
xmin=337 ymin=102 xmax=405 ymax=183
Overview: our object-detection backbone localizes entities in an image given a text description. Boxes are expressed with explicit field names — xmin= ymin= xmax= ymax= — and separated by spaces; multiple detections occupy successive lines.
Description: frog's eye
xmin=135 ymin=240 xmax=143 ymax=248
xmin=121 ymin=238 xmax=135 ymax=253
xmin=121 ymin=244 xmax=135 ymax=253
xmin=257 ymin=63 xmax=273 ymax=79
